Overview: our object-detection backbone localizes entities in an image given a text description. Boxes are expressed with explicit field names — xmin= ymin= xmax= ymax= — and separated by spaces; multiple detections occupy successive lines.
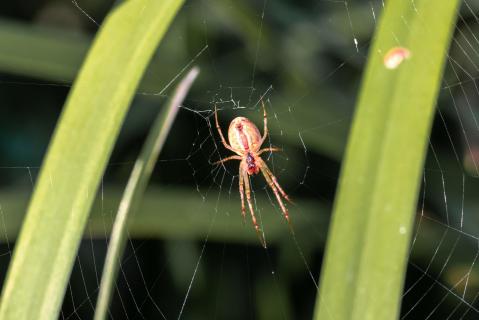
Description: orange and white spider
xmin=214 ymin=101 xmax=292 ymax=247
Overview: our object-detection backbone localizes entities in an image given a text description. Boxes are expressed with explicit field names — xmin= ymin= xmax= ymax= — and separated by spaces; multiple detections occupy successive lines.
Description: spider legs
xmin=239 ymin=165 xmax=246 ymax=223
xmin=214 ymin=105 xmax=236 ymax=153
xmin=214 ymin=155 xmax=241 ymax=166
xmin=240 ymin=161 xmax=267 ymax=248
xmin=257 ymin=147 xmax=281 ymax=156
xmin=257 ymin=158 xmax=292 ymax=226
xmin=260 ymin=160 xmax=292 ymax=203
xmin=256 ymin=148 xmax=292 ymax=202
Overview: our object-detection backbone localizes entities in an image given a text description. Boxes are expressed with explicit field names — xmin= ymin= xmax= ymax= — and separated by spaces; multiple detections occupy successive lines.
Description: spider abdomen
xmin=228 ymin=117 xmax=262 ymax=153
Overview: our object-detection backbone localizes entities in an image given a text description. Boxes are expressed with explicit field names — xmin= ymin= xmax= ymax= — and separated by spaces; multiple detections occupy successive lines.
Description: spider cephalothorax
xmin=214 ymin=102 xmax=292 ymax=247
xmin=245 ymin=153 xmax=259 ymax=175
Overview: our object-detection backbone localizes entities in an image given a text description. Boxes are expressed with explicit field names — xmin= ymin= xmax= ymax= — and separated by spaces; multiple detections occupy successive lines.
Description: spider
xmin=214 ymin=101 xmax=292 ymax=248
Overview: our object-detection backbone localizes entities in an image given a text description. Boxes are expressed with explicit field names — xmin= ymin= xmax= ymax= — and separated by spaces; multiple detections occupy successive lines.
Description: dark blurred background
xmin=1 ymin=0 xmax=479 ymax=319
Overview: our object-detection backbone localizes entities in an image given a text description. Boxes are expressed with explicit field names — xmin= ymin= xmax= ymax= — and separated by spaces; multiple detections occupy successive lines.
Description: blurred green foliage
xmin=0 ymin=0 xmax=479 ymax=319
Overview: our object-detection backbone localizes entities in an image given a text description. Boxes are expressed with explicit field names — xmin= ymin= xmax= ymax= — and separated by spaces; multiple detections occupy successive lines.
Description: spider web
xmin=1 ymin=0 xmax=479 ymax=319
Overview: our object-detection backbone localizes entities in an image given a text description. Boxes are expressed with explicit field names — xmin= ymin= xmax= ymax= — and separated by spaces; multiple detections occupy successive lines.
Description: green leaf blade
xmin=0 ymin=1 xmax=184 ymax=319
xmin=315 ymin=1 xmax=460 ymax=319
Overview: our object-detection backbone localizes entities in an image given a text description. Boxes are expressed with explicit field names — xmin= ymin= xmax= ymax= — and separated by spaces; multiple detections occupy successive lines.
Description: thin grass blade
xmin=94 ymin=67 xmax=199 ymax=320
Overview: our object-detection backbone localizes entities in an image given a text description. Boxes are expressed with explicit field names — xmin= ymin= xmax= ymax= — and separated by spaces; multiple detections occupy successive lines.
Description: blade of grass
xmin=0 ymin=185 xmax=466 ymax=271
xmin=0 ymin=17 xmax=348 ymax=160
xmin=0 ymin=187 xmax=329 ymax=244
xmin=315 ymin=1 xmax=460 ymax=319
xmin=94 ymin=67 xmax=199 ymax=320
xmin=0 ymin=1 xmax=185 ymax=319
xmin=0 ymin=183 xmax=471 ymax=286
xmin=0 ymin=18 xmax=88 ymax=82
xmin=0 ymin=18 xmax=190 ymax=94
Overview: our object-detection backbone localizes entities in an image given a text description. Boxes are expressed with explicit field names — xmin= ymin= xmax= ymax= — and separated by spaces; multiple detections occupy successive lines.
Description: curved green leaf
xmin=94 ymin=67 xmax=199 ymax=320
xmin=0 ymin=1 xmax=184 ymax=319
xmin=315 ymin=1 xmax=460 ymax=319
